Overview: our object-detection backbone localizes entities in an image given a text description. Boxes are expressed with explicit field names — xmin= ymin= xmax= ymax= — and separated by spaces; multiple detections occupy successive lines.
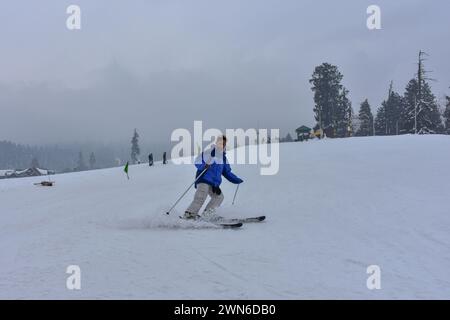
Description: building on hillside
xmin=295 ymin=126 xmax=312 ymax=141
xmin=0 ymin=170 xmax=15 ymax=179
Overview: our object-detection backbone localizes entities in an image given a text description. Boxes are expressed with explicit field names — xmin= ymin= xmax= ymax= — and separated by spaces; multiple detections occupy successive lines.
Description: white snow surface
xmin=1 ymin=135 xmax=450 ymax=299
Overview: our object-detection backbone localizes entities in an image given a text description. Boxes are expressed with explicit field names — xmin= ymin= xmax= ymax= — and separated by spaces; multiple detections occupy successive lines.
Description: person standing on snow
xmin=148 ymin=153 xmax=153 ymax=166
xmin=183 ymin=135 xmax=243 ymax=220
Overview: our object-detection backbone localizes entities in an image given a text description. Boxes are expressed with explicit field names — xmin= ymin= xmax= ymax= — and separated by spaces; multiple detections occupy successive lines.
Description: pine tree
xmin=401 ymin=79 xmax=418 ymax=133
xmin=131 ymin=129 xmax=140 ymax=164
xmin=384 ymin=82 xmax=403 ymax=135
xmin=401 ymin=51 xmax=442 ymax=134
xmin=76 ymin=151 xmax=87 ymax=171
xmin=374 ymin=104 xmax=387 ymax=136
xmin=356 ymin=99 xmax=374 ymax=136
xmin=310 ymin=63 xmax=344 ymax=137
xmin=89 ymin=152 xmax=96 ymax=169
xmin=285 ymin=133 xmax=293 ymax=142
xmin=335 ymin=87 xmax=353 ymax=137
xmin=444 ymin=96 xmax=450 ymax=134
xmin=386 ymin=92 xmax=403 ymax=135
xmin=402 ymin=79 xmax=441 ymax=134
xmin=347 ymin=100 xmax=355 ymax=137
xmin=375 ymin=83 xmax=403 ymax=136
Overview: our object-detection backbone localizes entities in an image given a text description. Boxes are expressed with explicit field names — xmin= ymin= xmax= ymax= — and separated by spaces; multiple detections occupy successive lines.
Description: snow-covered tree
xmin=401 ymin=79 xmax=441 ymax=134
xmin=284 ymin=133 xmax=294 ymax=142
xmin=89 ymin=152 xmax=96 ymax=169
xmin=335 ymin=87 xmax=353 ymax=137
xmin=76 ymin=151 xmax=87 ymax=171
xmin=444 ymin=96 xmax=450 ymax=134
xmin=375 ymin=84 xmax=403 ymax=136
xmin=400 ymin=52 xmax=442 ymax=134
xmin=356 ymin=99 xmax=374 ymax=136
xmin=131 ymin=129 xmax=140 ymax=164
xmin=374 ymin=104 xmax=387 ymax=136
xmin=384 ymin=83 xmax=403 ymax=135
xmin=386 ymin=93 xmax=403 ymax=135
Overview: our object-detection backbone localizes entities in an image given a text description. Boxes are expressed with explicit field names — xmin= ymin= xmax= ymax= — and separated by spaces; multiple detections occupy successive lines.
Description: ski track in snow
xmin=1 ymin=135 xmax=450 ymax=299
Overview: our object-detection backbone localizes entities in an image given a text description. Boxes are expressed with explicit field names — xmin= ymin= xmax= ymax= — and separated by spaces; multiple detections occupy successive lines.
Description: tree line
xmin=310 ymin=51 xmax=450 ymax=138
xmin=0 ymin=130 xmax=167 ymax=173
xmin=0 ymin=141 xmax=117 ymax=172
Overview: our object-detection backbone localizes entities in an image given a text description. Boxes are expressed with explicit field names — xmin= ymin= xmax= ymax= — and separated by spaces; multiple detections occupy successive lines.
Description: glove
xmin=203 ymin=159 xmax=211 ymax=171
xmin=212 ymin=186 xmax=222 ymax=195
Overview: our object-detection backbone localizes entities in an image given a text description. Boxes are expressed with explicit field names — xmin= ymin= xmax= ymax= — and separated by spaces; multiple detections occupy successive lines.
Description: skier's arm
xmin=222 ymin=162 xmax=243 ymax=184
xmin=194 ymin=151 xmax=211 ymax=171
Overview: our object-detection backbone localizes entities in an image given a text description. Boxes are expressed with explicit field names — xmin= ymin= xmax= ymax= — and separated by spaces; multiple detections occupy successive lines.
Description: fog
xmin=1 ymin=0 xmax=449 ymax=147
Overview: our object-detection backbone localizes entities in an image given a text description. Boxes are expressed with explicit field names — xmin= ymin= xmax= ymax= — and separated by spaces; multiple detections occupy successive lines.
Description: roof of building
xmin=296 ymin=125 xmax=312 ymax=133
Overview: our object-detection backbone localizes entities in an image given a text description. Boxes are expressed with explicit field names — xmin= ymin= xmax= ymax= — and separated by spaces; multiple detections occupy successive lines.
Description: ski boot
xmin=182 ymin=211 xmax=200 ymax=220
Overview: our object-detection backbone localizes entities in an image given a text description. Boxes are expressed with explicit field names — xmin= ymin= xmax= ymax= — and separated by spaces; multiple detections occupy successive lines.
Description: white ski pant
xmin=186 ymin=183 xmax=224 ymax=214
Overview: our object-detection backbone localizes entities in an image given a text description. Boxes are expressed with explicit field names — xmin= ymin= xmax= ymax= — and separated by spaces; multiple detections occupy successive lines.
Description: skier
xmin=183 ymin=135 xmax=243 ymax=220
xmin=163 ymin=152 xmax=167 ymax=165
xmin=148 ymin=153 xmax=153 ymax=166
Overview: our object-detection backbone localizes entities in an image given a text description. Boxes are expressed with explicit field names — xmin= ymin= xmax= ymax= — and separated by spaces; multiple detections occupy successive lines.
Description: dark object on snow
xmin=148 ymin=153 xmax=153 ymax=166
xmin=34 ymin=181 xmax=55 ymax=187
xmin=163 ymin=152 xmax=167 ymax=165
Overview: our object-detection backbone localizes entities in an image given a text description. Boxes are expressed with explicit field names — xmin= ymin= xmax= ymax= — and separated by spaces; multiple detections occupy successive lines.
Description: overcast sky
xmin=0 ymin=0 xmax=449 ymax=147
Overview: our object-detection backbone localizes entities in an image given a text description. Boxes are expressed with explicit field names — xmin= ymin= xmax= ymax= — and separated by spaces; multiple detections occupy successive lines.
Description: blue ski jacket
xmin=194 ymin=147 xmax=243 ymax=188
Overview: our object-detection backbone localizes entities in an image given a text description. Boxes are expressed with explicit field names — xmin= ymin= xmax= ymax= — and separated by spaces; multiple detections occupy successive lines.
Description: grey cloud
xmin=0 ymin=0 xmax=449 ymax=146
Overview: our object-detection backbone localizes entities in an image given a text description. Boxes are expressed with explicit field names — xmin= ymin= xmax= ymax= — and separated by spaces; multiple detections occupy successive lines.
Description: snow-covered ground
xmin=1 ymin=135 xmax=450 ymax=299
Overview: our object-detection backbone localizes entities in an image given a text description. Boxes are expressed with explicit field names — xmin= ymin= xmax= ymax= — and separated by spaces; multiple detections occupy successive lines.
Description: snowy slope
xmin=1 ymin=135 xmax=450 ymax=299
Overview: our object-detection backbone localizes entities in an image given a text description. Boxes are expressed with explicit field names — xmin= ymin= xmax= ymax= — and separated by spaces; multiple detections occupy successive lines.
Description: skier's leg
xmin=204 ymin=188 xmax=224 ymax=213
xmin=185 ymin=183 xmax=209 ymax=217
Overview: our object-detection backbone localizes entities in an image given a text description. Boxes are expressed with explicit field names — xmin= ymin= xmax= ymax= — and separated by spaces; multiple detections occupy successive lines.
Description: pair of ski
xmin=181 ymin=215 xmax=266 ymax=229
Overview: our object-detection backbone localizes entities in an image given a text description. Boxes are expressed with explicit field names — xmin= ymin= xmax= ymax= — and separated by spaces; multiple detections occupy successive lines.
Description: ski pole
xmin=166 ymin=167 xmax=208 ymax=215
xmin=232 ymin=183 xmax=240 ymax=205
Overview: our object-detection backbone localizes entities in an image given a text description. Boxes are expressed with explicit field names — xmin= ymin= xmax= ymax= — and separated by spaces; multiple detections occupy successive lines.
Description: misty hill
xmin=0 ymin=140 xmax=170 ymax=173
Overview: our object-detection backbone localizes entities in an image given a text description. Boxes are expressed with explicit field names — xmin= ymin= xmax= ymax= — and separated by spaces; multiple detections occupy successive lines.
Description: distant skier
xmin=163 ymin=152 xmax=167 ymax=165
xmin=148 ymin=153 xmax=153 ymax=166
xmin=183 ymin=135 xmax=243 ymax=220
